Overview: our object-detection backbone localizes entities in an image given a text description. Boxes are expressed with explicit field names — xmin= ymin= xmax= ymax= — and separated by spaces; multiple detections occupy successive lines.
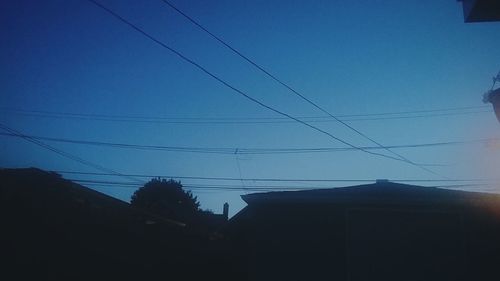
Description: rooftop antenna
xmin=482 ymin=70 xmax=500 ymax=123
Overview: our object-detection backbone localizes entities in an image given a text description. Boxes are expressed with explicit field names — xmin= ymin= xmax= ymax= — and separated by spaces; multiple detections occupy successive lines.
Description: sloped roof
xmin=0 ymin=169 xmax=234 ymax=281
xmin=0 ymin=167 xmax=185 ymax=227
xmin=241 ymin=181 xmax=500 ymax=205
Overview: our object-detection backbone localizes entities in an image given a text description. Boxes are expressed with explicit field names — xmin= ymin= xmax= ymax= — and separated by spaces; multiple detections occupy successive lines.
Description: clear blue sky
xmin=1 ymin=0 xmax=500 ymax=216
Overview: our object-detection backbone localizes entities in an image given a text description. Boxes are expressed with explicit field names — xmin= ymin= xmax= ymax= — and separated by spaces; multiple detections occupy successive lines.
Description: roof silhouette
xmin=0 ymin=167 xmax=234 ymax=281
xmin=241 ymin=180 xmax=500 ymax=205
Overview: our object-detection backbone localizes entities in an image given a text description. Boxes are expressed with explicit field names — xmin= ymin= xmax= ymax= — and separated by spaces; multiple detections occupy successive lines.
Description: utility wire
xmin=234 ymin=150 xmax=248 ymax=193
xmin=86 ymin=0 xmax=431 ymax=167
xmin=70 ymin=179 xmax=326 ymax=190
xmin=1 ymin=132 xmax=496 ymax=155
xmin=158 ymin=0 xmax=439 ymax=177
xmin=1 ymin=105 xmax=488 ymax=118
xmin=70 ymin=179 xmax=497 ymax=189
xmin=69 ymin=178 xmax=499 ymax=193
xmin=0 ymin=107 xmax=490 ymax=124
xmin=54 ymin=170 xmax=499 ymax=183
xmin=0 ymin=123 xmax=142 ymax=183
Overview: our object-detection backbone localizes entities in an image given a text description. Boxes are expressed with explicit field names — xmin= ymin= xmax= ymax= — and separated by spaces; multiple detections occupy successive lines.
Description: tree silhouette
xmin=131 ymin=178 xmax=201 ymax=223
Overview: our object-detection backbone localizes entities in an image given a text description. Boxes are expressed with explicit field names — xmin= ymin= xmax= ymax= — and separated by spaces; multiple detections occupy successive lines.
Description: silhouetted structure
xmin=484 ymin=87 xmax=500 ymax=122
xmin=458 ymin=0 xmax=500 ymax=22
xmin=227 ymin=181 xmax=500 ymax=281
xmin=0 ymin=168 xmax=234 ymax=281
xmin=223 ymin=202 xmax=229 ymax=220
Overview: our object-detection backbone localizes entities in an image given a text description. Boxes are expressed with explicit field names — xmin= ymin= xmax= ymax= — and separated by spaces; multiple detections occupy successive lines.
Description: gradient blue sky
xmin=1 ymin=0 xmax=500 ymax=216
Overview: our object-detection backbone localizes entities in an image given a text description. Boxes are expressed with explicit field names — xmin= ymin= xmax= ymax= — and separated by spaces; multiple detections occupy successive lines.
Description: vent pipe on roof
xmin=223 ymin=202 xmax=229 ymax=221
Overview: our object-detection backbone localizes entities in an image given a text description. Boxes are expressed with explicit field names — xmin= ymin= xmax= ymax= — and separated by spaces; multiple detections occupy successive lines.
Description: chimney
xmin=223 ymin=202 xmax=229 ymax=221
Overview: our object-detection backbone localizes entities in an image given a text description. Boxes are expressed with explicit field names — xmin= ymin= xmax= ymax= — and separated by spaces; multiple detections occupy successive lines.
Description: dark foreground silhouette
xmin=228 ymin=180 xmax=500 ymax=281
xmin=2 ymin=168 xmax=500 ymax=281
xmin=0 ymin=168 xmax=240 ymax=281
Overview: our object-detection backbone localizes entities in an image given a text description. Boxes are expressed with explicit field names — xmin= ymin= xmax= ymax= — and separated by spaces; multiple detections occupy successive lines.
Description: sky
xmin=1 ymin=0 xmax=500 ymax=217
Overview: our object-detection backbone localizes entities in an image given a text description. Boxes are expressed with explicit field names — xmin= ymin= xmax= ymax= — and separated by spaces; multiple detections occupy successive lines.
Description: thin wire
xmin=85 ymin=0 xmax=434 ymax=168
xmin=234 ymin=149 xmax=248 ymax=193
xmin=158 ymin=0 xmax=441 ymax=177
xmin=0 ymin=105 xmax=488 ymax=118
xmin=2 ymin=132 xmax=494 ymax=156
xmin=0 ymin=123 xmax=142 ymax=183
xmin=70 ymin=179 xmax=319 ymax=190
xmin=0 ymin=107 xmax=491 ymax=124
xmin=70 ymin=179 xmax=497 ymax=189
xmin=0 ymin=132 xmax=235 ymax=154
xmin=69 ymin=178 xmax=499 ymax=192
xmin=54 ymin=170 xmax=500 ymax=183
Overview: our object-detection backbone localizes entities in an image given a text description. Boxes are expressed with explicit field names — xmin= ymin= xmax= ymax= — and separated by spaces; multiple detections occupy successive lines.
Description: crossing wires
xmin=86 ymin=0 xmax=444 ymax=174
xmin=1 ymin=131 xmax=496 ymax=156
xmin=0 ymin=106 xmax=491 ymax=124
xmin=158 ymin=0 xmax=442 ymax=177
xmin=57 ymin=170 xmax=499 ymax=183
xmin=0 ymin=123 xmax=142 ymax=183
xmin=69 ymin=178 xmax=499 ymax=193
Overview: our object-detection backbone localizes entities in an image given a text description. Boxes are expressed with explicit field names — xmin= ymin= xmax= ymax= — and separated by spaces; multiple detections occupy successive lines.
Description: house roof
xmin=459 ymin=0 xmax=500 ymax=22
xmin=241 ymin=181 xmax=500 ymax=206
xmin=0 ymin=167 xmax=186 ymax=228
xmin=0 ymin=170 xmax=234 ymax=280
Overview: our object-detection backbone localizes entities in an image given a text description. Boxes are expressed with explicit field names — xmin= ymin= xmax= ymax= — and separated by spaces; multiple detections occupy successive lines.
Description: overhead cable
xmin=54 ymin=170 xmax=499 ymax=183
xmin=0 ymin=123 xmax=142 ymax=183
xmin=85 ymin=0 xmax=437 ymax=170
xmin=70 ymin=178 xmax=499 ymax=193
xmin=0 ymin=107 xmax=491 ymax=124
xmin=1 ymin=132 xmax=496 ymax=156
xmin=157 ymin=0 xmax=441 ymax=176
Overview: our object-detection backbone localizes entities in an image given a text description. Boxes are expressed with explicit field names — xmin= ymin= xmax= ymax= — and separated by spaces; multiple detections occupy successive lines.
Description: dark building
xmin=227 ymin=180 xmax=500 ymax=281
xmin=0 ymin=168 xmax=233 ymax=281
xmin=458 ymin=0 xmax=500 ymax=22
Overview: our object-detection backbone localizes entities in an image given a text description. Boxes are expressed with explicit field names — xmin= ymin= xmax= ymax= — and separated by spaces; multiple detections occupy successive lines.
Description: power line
xmin=0 ymin=123 xmax=142 ymax=183
xmin=85 ymin=0 xmax=432 ymax=169
xmin=71 ymin=179 xmax=497 ymax=189
xmin=1 ymin=132 xmax=494 ymax=155
xmin=0 ymin=107 xmax=490 ymax=124
xmin=69 ymin=178 xmax=499 ymax=193
xmin=54 ymin=170 xmax=499 ymax=183
xmin=158 ymin=0 xmax=439 ymax=177
xmin=1 ymin=105 xmax=488 ymax=118
xmin=0 ymin=132 xmax=235 ymax=154
xmin=70 ymin=179 xmax=325 ymax=190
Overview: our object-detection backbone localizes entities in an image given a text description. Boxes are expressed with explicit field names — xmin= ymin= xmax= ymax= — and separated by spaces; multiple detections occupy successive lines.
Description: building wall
xmin=231 ymin=201 xmax=500 ymax=281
